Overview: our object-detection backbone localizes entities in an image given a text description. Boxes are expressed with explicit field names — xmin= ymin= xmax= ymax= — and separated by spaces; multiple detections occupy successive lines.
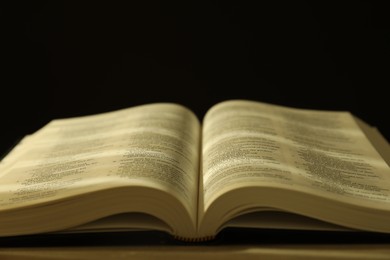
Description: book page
xmin=201 ymin=100 xmax=390 ymax=211
xmin=352 ymin=116 xmax=390 ymax=166
xmin=0 ymin=104 xmax=200 ymax=219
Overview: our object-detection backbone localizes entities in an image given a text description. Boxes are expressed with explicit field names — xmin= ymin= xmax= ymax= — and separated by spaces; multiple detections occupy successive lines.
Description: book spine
xmin=174 ymin=235 xmax=215 ymax=242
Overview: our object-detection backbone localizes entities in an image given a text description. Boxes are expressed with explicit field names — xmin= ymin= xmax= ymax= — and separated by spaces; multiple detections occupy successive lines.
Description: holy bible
xmin=0 ymin=100 xmax=389 ymax=241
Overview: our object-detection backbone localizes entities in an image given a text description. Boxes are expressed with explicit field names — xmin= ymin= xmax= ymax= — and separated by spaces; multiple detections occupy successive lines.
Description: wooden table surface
xmin=1 ymin=244 xmax=390 ymax=260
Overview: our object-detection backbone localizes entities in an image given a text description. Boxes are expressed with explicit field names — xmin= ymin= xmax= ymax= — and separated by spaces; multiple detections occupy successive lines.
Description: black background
xmin=1 ymin=1 xmax=389 ymax=156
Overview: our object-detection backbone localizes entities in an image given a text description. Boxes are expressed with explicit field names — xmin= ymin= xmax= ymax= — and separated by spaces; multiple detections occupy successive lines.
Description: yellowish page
xmin=201 ymin=100 xmax=390 ymax=211
xmin=0 ymin=103 xmax=200 ymax=223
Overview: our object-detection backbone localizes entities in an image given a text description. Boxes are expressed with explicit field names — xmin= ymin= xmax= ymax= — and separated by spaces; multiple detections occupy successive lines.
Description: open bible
xmin=0 ymin=100 xmax=389 ymax=241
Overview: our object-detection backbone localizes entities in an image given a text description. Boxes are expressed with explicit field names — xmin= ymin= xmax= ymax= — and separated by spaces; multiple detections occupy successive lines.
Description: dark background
xmin=1 ymin=1 xmax=389 ymax=156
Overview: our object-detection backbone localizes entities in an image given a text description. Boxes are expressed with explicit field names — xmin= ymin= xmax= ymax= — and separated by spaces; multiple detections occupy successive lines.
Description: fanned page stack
xmin=0 ymin=100 xmax=389 ymax=241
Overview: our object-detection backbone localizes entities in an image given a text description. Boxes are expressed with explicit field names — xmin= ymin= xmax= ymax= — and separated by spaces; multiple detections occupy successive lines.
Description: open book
xmin=1 ymin=100 xmax=389 ymax=241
